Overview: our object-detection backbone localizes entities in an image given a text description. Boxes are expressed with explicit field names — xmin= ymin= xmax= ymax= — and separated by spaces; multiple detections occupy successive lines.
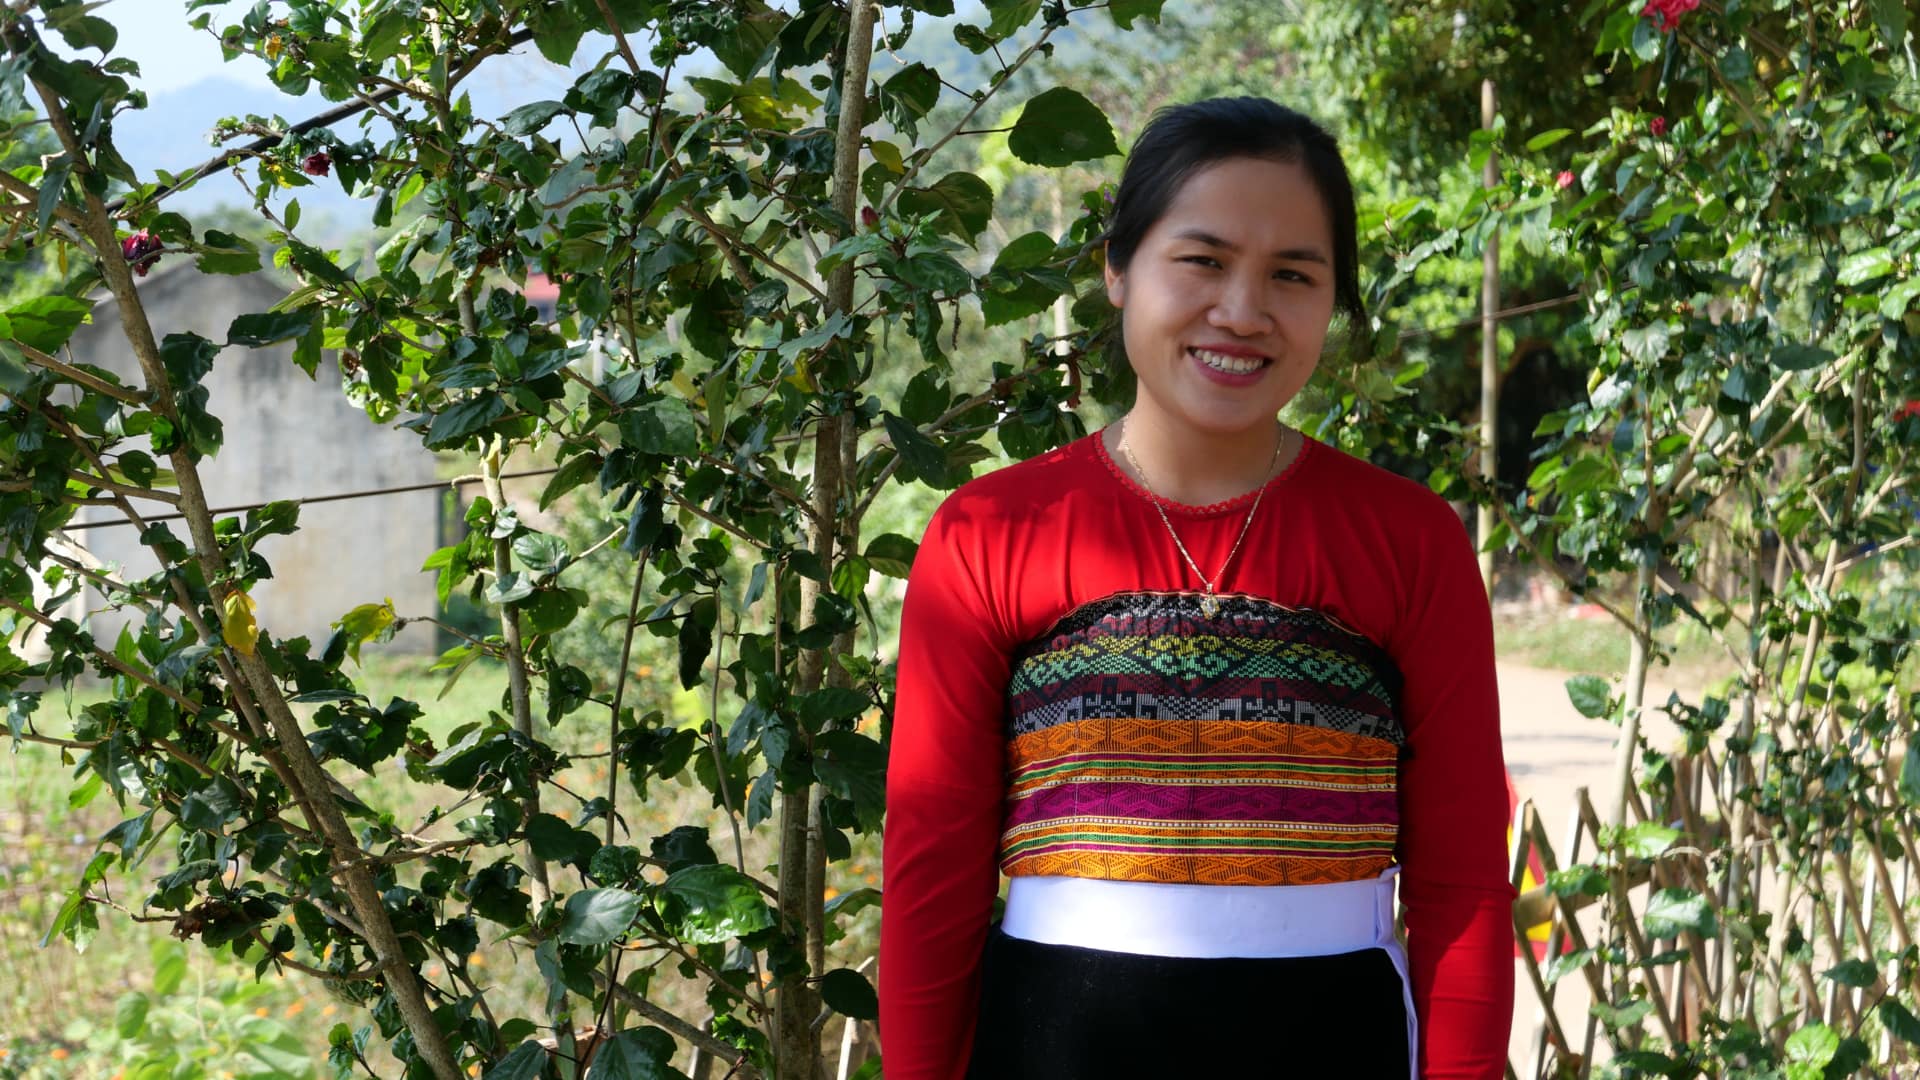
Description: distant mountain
xmin=116 ymin=74 xmax=368 ymax=233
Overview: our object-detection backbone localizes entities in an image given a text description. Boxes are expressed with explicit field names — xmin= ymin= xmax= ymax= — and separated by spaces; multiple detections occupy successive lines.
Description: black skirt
xmin=964 ymin=926 xmax=1412 ymax=1079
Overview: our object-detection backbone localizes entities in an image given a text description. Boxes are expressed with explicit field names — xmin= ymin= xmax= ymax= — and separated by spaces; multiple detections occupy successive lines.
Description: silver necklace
xmin=1116 ymin=419 xmax=1285 ymax=619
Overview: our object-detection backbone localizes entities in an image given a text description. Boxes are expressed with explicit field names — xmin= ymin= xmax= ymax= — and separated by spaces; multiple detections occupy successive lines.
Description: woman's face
xmin=1105 ymin=156 xmax=1337 ymax=442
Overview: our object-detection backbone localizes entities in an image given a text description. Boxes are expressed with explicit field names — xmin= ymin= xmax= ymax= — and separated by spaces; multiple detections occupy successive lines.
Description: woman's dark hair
xmin=1104 ymin=97 xmax=1365 ymax=334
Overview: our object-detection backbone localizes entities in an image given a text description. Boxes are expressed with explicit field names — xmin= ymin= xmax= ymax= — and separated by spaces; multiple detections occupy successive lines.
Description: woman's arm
xmin=1391 ymin=497 xmax=1517 ymax=1080
xmin=878 ymin=500 xmax=1013 ymax=1079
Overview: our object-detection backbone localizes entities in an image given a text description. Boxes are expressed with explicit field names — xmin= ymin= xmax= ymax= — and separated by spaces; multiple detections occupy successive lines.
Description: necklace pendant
xmin=1200 ymin=594 xmax=1220 ymax=619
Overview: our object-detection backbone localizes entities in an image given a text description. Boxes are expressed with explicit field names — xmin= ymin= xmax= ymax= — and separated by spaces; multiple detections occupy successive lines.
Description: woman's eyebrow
xmin=1169 ymin=227 xmax=1330 ymax=264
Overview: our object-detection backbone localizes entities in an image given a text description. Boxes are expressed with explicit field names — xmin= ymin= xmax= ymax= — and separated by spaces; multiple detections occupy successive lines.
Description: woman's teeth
xmin=1192 ymin=348 xmax=1265 ymax=375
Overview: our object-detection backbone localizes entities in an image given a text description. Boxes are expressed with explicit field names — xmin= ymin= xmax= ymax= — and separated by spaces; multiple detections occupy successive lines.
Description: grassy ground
xmin=1491 ymin=605 xmax=1737 ymax=687
xmin=0 ymin=654 xmax=883 ymax=1079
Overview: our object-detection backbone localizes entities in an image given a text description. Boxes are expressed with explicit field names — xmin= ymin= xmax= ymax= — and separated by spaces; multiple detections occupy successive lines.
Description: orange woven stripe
xmin=1006 ymin=718 xmax=1398 ymax=770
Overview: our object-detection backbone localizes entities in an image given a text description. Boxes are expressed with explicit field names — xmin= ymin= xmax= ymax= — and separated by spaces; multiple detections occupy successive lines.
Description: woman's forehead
xmin=1151 ymin=158 xmax=1333 ymax=250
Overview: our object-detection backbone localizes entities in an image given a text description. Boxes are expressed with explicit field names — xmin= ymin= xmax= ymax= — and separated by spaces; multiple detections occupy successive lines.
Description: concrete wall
xmin=68 ymin=268 xmax=441 ymax=654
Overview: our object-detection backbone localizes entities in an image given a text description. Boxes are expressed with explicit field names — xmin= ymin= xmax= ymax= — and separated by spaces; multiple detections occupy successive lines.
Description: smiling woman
xmin=881 ymin=98 xmax=1515 ymax=1080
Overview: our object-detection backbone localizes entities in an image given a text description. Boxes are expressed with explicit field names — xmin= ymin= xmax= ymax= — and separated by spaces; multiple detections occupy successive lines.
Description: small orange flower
xmin=50 ymin=1048 xmax=70 ymax=1061
xmin=284 ymin=1000 xmax=305 ymax=1018
xmin=254 ymin=1006 xmax=270 ymax=1018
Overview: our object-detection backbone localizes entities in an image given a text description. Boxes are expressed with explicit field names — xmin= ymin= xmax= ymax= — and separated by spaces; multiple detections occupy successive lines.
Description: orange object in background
xmin=1507 ymin=771 xmax=1561 ymax=961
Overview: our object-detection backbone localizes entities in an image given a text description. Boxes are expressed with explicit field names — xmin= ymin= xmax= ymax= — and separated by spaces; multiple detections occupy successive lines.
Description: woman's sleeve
xmin=1391 ymin=498 xmax=1516 ymax=1080
xmin=878 ymin=499 xmax=1013 ymax=1079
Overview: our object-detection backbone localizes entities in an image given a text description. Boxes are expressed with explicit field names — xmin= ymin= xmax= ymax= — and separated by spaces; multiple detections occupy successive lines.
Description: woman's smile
xmin=1189 ymin=344 xmax=1271 ymax=381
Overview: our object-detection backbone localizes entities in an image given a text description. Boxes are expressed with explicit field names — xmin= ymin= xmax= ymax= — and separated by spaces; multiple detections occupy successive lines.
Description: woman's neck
xmin=1106 ymin=409 xmax=1294 ymax=507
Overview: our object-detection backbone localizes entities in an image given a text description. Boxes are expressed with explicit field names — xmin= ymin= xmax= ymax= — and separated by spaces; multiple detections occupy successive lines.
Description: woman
xmin=879 ymin=97 xmax=1513 ymax=1079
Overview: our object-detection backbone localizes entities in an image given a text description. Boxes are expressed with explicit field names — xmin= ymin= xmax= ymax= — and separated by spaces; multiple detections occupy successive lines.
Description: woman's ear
xmin=1103 ymin=244 xmax=1125 ymax=308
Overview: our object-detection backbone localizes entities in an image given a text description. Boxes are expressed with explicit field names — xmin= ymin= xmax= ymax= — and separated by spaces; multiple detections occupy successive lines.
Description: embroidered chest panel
xmin=1000 ymin=592 xmax=1405 ymax=886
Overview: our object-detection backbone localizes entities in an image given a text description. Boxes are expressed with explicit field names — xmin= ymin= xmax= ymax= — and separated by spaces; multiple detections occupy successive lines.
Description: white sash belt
xmin=1001 ymin=869 xmax=1419 ymax=1079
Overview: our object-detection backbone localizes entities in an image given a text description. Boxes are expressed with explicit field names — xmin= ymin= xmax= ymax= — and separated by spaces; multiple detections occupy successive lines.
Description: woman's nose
xmin=1207 ymin=275 xmax=1272 ymax=335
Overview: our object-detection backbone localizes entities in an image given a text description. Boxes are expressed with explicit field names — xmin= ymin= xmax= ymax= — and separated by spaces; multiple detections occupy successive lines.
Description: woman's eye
xmin=1274 ymin=269 xmax=1311 ymax=283
xmin=1178 ymin=255 xmax=1220 ymax=268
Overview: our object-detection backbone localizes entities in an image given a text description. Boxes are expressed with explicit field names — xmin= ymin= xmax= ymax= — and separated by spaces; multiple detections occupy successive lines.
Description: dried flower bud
xmin=121 ymin=230 xmax=164 ymax=277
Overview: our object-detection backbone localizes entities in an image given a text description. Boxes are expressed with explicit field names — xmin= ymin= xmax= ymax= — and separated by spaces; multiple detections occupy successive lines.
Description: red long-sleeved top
xmin=879 ymin=430 xmax=1514 ymax=1078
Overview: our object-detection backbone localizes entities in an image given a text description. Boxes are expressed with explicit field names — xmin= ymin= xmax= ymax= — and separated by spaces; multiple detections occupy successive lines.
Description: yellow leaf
xmin=784 ymin=357 xmax=814 ymax=393
xmin=870 ymin=140 xmax=905 ymax=174
xmin=221 ymin=591 xmax=259 ymax=657
xmin=333 ymin=599 xmax=397 ymax=665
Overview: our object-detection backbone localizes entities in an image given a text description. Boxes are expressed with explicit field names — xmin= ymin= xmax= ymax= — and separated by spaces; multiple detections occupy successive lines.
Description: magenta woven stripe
xmin=1004 ymin=782 xmax=1399 ymax=832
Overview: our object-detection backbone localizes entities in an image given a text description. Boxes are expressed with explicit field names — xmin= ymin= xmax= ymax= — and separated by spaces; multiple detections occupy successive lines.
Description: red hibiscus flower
xmin=1642 ymin=0 xmax=1701 ymax=33
xmin=302 ymin=151 xmax=331 ymax=177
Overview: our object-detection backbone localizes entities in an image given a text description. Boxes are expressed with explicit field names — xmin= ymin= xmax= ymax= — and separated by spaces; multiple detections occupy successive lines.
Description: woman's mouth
xmin=1189 ymin=347 xmax=1269 ymax=376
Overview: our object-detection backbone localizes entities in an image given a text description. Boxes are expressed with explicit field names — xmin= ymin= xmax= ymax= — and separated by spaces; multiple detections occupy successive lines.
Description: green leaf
xmin=1879 ymin=277 xmax=1920 ymax=320
xmin=1785 ymin=1023 xmax=1838 ymax=1068
xmin=1547 ymin=865 xmax=1607 ymax=898
xmin=677 ymin=604 xmax=712 ymax=691
xmin=1869 ymin=0 xmax=1909 ymax=54
xmin=1821 ymin=959 xmax=1879 ymax=988
xmin=151 ymin=946 xmax=186 ymax=995
xmin=619 ymin=398 xmax=700 ymax=456
xmin=814 ymin=729 xmax=886 ymax=829
xmin=1108 ymin=0 xmax=1168 ymax=29
xmin=1643 ymin=887 xmax=1716 ymax=938
xmin=882 ymin=63 xmax=941 ymax=120
xmin=982 ymin=0 xmax=1042 ymax=39
xmin=896 ymin=172 xmax=994 ymax=242
xmin=7 ymin=295 xmax=91 ymax=353
xmin=196 ymin=230 xmax=262 ymax=275
xmin=1899 ymin=749 xmax=1920 ymax=806
xmin=526 ymin=813 xmax=598 ymax=864
xmin=864 ymin=533 xmax=918 ymax=578
xmin=115 ymin=991 xmax=150 ymax=1039
xmin=882 ymin=412 xmax=947 ymax=485
xmin=557 ymin=888 xmax=642 ymax=946
xmin=227 ymin=309 xmax=317 ymax=348
xmin=1769 ymin=344 xmax=1835 ymax=372
xmin=583 ymin=1028 xmax=686 ymax=1080
xmin=991 ymin=231 xmax=1058 ymax=273
xmin=503 ymin=101 xmax=567 ymax=136
xmin=1543 ymin=947 xmax=1596 ymax=986
xmin=1619 ymin=822 xmax=1680 ymax=859
xmin=1591 ymin=996 xmax=1653 ymax=1031
xmin=177 ymin=776 xmax=246 ymax=833
xmin=655 ymin=864 xmax=776 ymax=945
xmin=1008 ymin=87 xmax=1120 ymax=168
xmin=1564 ymin=675 xmax=1611 ymax=719
xmin=820 ymin=967 xmax=878 ymax=1020
xmin=1877 ymin=998 xmax=1920 ymax=1045
xmin=799 ymin=687 xmax=869 ymax=729
xmin=159 ymin=332 xmax=219 ymax=388
xmin=426 ymin=393 xmax=509 ymax=449
xmin=512 ymin=532 xmax=571 ymax=576
xmin=1836 ymin=246 xmax=1894 ymax=286
xmin=1620 ymin=322 xmax=1671 ymax=362
xmin=483 ymin=1043 xmax=551 ymax=1080
xmin=1525 ymin=128 xmax=1574 ymax=152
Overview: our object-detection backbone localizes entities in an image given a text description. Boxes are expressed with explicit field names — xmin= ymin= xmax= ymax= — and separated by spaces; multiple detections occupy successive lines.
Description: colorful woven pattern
xmin=1000 ymin=592 xmax=1405 ymax=886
